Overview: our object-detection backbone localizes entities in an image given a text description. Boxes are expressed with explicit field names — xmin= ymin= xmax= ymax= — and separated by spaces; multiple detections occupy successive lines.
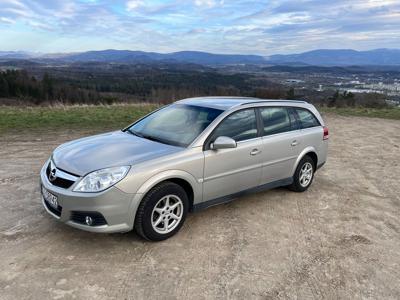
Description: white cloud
xmin=194 ymin=0 xmax=223 ymax=9
xmin=0 ymin=16 xmax=15 ymax=24
xmin=27 ymin=20 xmax=53 ymax=30
xmin=0 ymin=0 xmax=26 ymax=9
xmin=126 ymin=0 xmax=144 ymax=11
xmin=363 ymin=0 xmax=397 ymax=8
xmin=1 ymin=0 xmax=400 ymax=54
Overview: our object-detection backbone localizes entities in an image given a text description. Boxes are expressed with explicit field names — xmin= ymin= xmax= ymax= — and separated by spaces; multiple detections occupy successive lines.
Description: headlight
xmin=73 ymin=166 xmax=130 ymax=193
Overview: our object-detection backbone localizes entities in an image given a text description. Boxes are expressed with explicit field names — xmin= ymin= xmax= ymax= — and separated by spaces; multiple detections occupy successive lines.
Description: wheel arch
xmin=165 ymin=178 xmax=194 ymax=212
xmin=292 ymin=147 xmax=318 ymax=176
xmin=136 ymin=170 xmax=199 ymax=212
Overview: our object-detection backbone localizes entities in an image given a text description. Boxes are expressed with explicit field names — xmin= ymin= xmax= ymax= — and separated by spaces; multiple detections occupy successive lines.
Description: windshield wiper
xmin=142 ymin=133 xmax=181 ymax=146
xmin=126 ymin=129 xmax=179 ymax=147
xmin=126 ymin=129 xmax=144 ymax=138
xmin=141 ymin=134 xmax=169 ymax=144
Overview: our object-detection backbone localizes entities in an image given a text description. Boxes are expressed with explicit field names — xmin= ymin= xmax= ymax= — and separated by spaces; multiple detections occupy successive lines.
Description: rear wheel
xmin=134 ymin=182 xmax=188 ymax=241
xmin=288 ymin=156 xmax=315 ymax=192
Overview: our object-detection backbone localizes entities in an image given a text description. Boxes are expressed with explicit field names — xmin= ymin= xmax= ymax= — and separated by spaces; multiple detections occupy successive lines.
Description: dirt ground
xmin=0 ymin=114 xmax=399 ymax=299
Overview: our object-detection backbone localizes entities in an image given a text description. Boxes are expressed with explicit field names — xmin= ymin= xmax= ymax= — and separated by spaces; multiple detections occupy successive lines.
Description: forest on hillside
xmin=0 ymin=64 xmax=389 ymax=108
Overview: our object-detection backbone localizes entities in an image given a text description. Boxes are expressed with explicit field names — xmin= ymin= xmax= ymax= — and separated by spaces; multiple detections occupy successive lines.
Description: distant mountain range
xmin=267 ymin=49 xmax=400 ymax=66
xmin=0 ymin=51 xmax=35 ymax=60
xmin=1 ymin=48 xmax=400 ymax=66
xmin=0 ymin=50 xmax=265 ymax=65
xmin=65 ymin=50 xmax=266 ymax=65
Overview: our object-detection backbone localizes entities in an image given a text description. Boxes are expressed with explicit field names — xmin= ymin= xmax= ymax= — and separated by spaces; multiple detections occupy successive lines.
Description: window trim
xmin=203 ymin=108 xmax=261 ymax=151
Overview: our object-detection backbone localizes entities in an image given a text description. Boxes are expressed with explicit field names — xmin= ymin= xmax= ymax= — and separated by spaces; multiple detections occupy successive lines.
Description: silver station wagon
xmin=40 ymin=97 xmax=329 ymax=241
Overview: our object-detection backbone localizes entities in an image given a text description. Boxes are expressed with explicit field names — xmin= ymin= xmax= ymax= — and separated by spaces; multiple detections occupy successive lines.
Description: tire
xmin=288 ymin=156 xmax=315 ymax=192
xmin=134 ymin=181 xmax=188 ymax=241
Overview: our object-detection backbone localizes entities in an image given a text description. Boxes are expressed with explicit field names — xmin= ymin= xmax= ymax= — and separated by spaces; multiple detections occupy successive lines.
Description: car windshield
xmin=127 ymin=104 xmax=223 ymax=147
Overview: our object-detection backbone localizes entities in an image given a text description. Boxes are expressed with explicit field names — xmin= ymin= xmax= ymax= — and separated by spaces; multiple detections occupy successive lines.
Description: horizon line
xmin=0 ymin=47 xmax=399 ymax=57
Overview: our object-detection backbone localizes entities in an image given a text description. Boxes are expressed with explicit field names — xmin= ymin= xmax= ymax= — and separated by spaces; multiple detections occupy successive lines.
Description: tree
xmin=42 ymin=73 xmax=54 ymax=100
xmin=254 ymin=87 xmax=286 ymax=99
xmin=0 ymin=75 xmax=9 ymax=97
xmin=286 ymin=88 xmax=295 ymax=99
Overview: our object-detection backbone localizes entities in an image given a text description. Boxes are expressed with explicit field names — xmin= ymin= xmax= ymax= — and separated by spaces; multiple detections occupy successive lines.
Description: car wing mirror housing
xmin=210 ymin=136 xmax=237 ymax=150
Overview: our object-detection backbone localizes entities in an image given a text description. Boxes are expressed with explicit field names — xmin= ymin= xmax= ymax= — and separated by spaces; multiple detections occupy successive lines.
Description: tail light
xmin=323 ymin=126 xmax=329 ymax=140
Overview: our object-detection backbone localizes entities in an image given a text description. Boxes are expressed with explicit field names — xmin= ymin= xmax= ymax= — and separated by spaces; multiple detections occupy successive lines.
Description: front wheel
xmin=288 ymin=156 xmax=315 ymax=192
xmin=134 ymin=182 xmax=188 ymax=241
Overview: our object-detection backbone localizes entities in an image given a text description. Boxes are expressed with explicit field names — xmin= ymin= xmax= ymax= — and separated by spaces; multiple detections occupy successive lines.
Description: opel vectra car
xmin=40 ymin=97 xmax=328 ymax=241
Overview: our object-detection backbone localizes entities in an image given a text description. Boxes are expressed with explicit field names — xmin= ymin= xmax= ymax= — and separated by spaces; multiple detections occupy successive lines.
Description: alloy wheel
xmin=151 ymin=195 xmax=183 ymax=234
xmin=299 ymin=162 xmax=313 ymax=187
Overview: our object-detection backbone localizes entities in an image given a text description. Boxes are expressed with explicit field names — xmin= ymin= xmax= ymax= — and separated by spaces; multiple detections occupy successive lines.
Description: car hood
xmin=52 ymin=131 xmax=182 ymax=176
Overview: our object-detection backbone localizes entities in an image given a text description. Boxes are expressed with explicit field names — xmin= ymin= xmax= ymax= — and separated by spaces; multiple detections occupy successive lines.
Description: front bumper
xmin=40 ymin=163 xmax=142 ymax=233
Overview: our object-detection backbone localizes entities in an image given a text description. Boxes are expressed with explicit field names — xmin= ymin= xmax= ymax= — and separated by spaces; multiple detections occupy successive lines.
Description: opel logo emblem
xmin=49 ymin=168 xmax=57 ymax=182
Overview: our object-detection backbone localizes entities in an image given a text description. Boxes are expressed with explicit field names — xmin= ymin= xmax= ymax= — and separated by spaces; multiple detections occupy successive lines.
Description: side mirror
xmin=210 ymin=136 xmax=237 ymax=150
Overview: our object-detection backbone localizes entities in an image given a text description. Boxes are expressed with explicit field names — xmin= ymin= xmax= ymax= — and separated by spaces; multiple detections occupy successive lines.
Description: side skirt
xmin=316 ymin=161 xmax=325 ymax=171
xmin=192 ymin=177 xmax=293 ymax=212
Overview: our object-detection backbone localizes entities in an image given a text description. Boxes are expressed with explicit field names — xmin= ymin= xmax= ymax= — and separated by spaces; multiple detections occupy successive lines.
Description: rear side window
xmin=212 ymin=109 xmax=257 ymax=142
xmin=260 ymin=107 xmax=292 ymax=136
xmin=295 ymin=108 xmax=320 ymax=129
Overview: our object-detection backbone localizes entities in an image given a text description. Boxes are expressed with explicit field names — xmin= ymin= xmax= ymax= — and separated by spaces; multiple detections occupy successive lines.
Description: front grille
xmin=44 ymin=199 xmax=62 ymax=217
xmin=46 ymin=161 xmax=77 ymax=189
xmin=70 ymin=211 xmax=108 ymax=226
xmin=51 ymin=177 xmax=75 ymax=189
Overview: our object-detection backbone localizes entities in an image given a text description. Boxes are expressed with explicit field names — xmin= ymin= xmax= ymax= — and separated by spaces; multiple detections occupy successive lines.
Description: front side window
xmin=260 ymin=107 xmax=292 ymax=136
xmin=128 ymin=104 xmax=223 ymax=147
xmin=212 ymin=109 xmax=258 ymax=142
xmin=296 ymin=108 xmax=320 ymax=129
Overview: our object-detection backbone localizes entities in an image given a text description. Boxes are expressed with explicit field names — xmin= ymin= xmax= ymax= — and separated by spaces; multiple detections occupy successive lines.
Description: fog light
xmin=85 ymin=216 xmax=93 ymax=226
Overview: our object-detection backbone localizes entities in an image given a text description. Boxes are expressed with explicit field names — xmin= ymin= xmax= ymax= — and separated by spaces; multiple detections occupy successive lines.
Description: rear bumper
xmin=316 ymin=139 xmax=328 ymax=171
xmin=40 ymin=163 xmax=142 ymax=233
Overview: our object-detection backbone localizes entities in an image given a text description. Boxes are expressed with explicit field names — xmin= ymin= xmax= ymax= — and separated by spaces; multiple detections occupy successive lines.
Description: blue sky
xmin=0 ymin=0 xmax=399 ymax=55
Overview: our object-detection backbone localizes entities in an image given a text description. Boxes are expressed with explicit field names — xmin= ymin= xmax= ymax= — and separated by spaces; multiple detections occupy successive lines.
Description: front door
xmin=202 ymin=108 xmax=263 ymax=201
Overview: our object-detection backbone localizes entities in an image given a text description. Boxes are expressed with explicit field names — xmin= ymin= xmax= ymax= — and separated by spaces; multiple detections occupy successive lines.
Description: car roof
xmin=176 ymin=96 xmax=307 ymax=110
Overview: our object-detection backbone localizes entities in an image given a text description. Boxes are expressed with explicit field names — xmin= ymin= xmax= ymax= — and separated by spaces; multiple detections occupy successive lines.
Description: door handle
xmin=291 ymin=140 xmax=299 ymax=146
xmin=250 ymin=149 xmax=261 ymax=156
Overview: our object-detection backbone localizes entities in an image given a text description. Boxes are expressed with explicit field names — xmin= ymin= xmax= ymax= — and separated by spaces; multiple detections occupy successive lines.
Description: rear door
xmin=202 ymin=108 xmax=263 ymax=201
xmin=258 ymin=106 xmax=302 ymax=184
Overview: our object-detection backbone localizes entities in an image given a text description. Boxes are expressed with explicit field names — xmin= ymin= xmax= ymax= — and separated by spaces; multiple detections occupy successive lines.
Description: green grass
xmin=320 ymin=107 xmax=400 ymax=120
xmin=0 ymin=104 xmax=159 ymax=134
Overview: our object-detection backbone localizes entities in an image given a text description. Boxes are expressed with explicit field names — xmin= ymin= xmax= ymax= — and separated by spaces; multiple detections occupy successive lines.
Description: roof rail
xmin=239 ymin=99 xmax=308 ymax=106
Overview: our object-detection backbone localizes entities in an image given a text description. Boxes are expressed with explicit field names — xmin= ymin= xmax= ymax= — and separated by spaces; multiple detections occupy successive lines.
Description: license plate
xmin=42 ymin=186 xmax=59 ymax=209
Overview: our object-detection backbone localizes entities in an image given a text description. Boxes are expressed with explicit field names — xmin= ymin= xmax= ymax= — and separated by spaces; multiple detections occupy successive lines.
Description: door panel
xmin=259 ymin=107 xmax=301 ymax=184
xmin=260 ymin=131 xmax=301 ymax=184
xmin=203 ymin=138 xmax=263 ymax=201
xmin=202 ymin=108 xmax=263 ymax=201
